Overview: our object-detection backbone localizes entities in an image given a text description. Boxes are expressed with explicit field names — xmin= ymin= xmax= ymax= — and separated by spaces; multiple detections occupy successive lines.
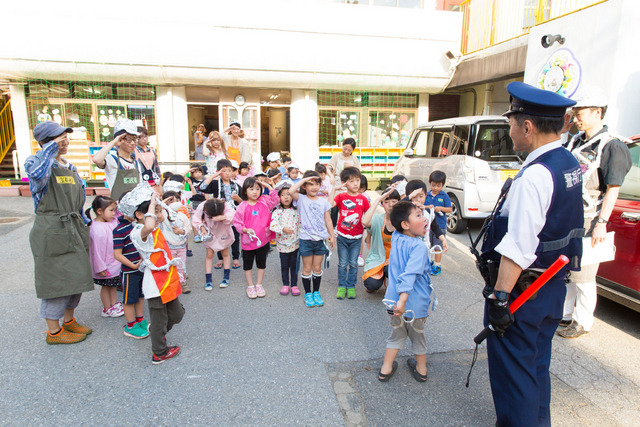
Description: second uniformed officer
xmin=480 ymin=82 xmax=584 ymax=426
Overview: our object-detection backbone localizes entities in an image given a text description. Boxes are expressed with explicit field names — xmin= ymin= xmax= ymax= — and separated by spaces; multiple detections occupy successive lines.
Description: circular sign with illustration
xmin=536 ymin=48 xmax=581 ymax=97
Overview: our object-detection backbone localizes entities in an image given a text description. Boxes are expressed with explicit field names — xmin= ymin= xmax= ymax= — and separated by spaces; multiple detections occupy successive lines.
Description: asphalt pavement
xmin=1 ymin=196 xmax=639 ymax=426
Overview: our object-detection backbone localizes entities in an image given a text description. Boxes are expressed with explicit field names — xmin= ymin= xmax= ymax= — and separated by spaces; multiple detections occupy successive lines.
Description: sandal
xmin=214 ymin=261 xmax=223 ymax=270
xmin=407 ymin=358 xmax=428 ymax=382
xmin=232 ymin=260 xmax=241 ymax=269
xmin=378 ymin=361 xmax=398 ymax=382
xmin=246 ymin=286 xmax=257 ymax=299
xmin=255 ymin=284 xmax=266 ymax=298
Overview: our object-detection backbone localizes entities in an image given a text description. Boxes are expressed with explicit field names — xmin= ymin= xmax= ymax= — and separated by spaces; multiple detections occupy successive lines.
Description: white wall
xmin=524 ymin=0 xmax=640 ymax=136
xmin=9 ymin=85 xmax=31 ymax=178
xmin=0 ymin=0 xmax=461 ymax=93
xmin=290 ymin=90 xmax=319 ymax=172
xmin=156 ymin=87 xmax=190 ymax=173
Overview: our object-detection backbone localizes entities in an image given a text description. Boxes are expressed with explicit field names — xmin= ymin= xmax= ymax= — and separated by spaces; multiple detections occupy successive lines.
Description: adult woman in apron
xmin=134 ymin=126 xmax=161 ymax=189
xmin=222 ymin=121 xmax=252 ymax=166
xmin=92 ymin=119 xmax=143 ymax=201
xmin=24 ymin=121 xmax=94 ymax=345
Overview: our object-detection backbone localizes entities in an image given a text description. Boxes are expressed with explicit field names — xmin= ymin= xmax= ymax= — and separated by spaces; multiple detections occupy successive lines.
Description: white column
xmin=418 ymin=93 xmax=429 ymax=125
xmin=290 ymin=90 xmax=319 ymax=172
xmin=9 ymin=84 xmax=31 ymax=178
xmin=156 ymin=86 xmax=189 ymax=173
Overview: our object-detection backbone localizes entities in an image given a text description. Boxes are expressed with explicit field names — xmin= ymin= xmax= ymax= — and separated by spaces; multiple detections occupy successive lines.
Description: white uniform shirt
xmin=494 ymin=141 xmax=562 ymax=270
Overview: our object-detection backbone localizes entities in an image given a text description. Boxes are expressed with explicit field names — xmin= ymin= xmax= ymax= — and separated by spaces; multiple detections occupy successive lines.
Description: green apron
xmin=109 ymin=153 xmax=140 ymax=201
xmin=29 ymin=166 xmax=94 ymax=299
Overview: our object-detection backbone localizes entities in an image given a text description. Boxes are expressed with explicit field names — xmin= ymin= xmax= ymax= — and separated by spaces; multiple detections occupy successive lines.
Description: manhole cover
xmin=0 ymin=217 xmax=20 ymax=224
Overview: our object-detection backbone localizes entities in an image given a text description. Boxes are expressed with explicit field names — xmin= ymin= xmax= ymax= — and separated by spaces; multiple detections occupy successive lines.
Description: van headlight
xmin=463 ymin=165 xmax=475 ymax=183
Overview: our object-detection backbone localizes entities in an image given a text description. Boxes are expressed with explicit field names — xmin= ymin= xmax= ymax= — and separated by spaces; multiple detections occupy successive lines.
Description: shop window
xmin=318 ymin=90 xmax=418 ymax=109
xmin=65 ymin=103 xmax=96 ymax=141
xmin=368 ymin=110 xmax=415 ymax=148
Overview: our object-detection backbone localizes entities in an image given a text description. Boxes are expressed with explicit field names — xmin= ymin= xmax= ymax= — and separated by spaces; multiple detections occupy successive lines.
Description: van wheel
xmin=447 ymin=196 xmax=467 ymax=234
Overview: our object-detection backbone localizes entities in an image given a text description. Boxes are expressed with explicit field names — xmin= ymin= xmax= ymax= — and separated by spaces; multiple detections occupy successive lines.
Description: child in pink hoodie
xmin=192 ymin=198 xmax=236 ymax=291
xmin=233 ymin=177 xmax=279 ymax=299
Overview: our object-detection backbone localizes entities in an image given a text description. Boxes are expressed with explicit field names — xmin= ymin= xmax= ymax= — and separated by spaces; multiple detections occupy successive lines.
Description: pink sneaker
xmin=247 ymin=286 xmax=257 ymax=299
xmin=280 ymin=285 xmax=290 ymax=295
xmin=109 ymin=304 xmax=124 ymax=317
xmin=256 ymin=284 xmax=266 ymax=298
xmin=291 ymin=286 xmax=301 ymax=296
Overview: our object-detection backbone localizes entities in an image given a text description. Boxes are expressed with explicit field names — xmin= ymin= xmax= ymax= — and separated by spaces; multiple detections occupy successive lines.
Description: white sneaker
xmin=109 ymin=304 xmax=124 ymax=318
xmin=358 ymin=256 xmax=365 ymax=267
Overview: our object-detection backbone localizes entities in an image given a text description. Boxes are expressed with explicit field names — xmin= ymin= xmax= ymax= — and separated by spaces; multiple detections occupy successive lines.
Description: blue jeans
xmin=337 ymin=235 xmax=361 ymax=289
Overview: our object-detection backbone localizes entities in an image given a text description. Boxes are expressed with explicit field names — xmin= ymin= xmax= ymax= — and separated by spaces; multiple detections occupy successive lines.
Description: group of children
xmin=84 ymin=146 xmax=453 ymax=370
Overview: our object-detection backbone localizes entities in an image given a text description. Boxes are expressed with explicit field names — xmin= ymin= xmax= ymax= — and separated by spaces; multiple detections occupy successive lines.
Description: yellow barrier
xmin=460 ymin=0 xmax=608 ymax=55
xmin=0 ymin=100 xmax=15 ymax=166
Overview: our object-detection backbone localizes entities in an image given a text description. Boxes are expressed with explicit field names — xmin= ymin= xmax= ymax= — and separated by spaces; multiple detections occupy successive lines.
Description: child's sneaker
xmin=347 ymin=288 xmax=356 ymax=299
xmin=46 ymin=329 xmax=86 ymax=345
xmin=291 ymin=286 xmax=301 ymax=296
xmin=152 ymin=345 xmax=181 ymax=365
xmin=186 ymin=249 xmax=193 ymax=257
xmin=255 ymin=284 xmax=266 ymax=297
xmin=110 ymin=303 xmax=124 ymax=317
xmin=219 ymin=279 xmax=230 ymax=288
xmin=124 ymin=323 xmax=149 ymax=339
xmin=336 ymin=287 xmax=346 ymax=300
xmin=138 ymin=319 xmax=150 ymax=332
xmin=313 ymin=291 xmax=324 ymax=307
xmin=62 ymin=318 xmax=92 ymax=335
xmin=204 ymin=282 xmax=213 ymax=291
xmin=193 ymin=235 xmax=202 ymax=243
xmin=101 ymin=307 xmax=112 ymax=318
xmin=358 ymin=256 xmax=365 ymax=267
xmin=280 ymin=285 xmax=290 ymax=295
xmin=304 ymin=293 xmax=316 ymax=307
xmin=247 ymin=286 xmax=257 ymax=299
xmin=182 ymin=283 xmax=191 ymax=294
xmin=431 ymin=265 xmax=442 ymax=276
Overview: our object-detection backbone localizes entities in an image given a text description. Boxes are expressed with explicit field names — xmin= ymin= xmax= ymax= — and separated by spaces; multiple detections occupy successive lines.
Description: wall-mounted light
xmin=541 ymin=34 xmax=565 ymax=48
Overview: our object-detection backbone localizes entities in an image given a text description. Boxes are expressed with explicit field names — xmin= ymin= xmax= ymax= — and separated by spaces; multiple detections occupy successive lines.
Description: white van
xmin=392 ymin=115 xmax=523 ymax=233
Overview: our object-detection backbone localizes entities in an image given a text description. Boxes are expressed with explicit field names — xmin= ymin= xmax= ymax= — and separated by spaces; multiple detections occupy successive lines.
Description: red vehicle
xmin=597 ymin=136 xmax=640 ymax=312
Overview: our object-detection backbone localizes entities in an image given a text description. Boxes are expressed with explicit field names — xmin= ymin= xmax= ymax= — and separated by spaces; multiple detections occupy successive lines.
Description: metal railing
xmin=0 ymin=99 xmax=15 ymax=166
xmin=460 ymin=0 xmax=608 ymax=55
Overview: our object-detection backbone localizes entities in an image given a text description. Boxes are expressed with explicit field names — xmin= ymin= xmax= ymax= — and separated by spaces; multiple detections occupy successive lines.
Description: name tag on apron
xmin=124 ymin=177 xmax=139 ymax=185
xmin=56 ymin=176 xmax=76 ymax=184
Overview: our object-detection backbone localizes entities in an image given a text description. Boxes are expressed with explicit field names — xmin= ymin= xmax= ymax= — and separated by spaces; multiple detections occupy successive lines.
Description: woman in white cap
xmin=222 ymin=120 xmax=252 ymax=165
xmin=92 ymin=119 xmax=144 ymax=200
xmin=25 ymin=121 xmax=94 ymax=345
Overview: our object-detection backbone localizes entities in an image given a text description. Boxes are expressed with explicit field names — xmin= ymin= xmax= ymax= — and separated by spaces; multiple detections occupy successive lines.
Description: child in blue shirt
xmin=425 ymin=170 xmax=452 ymax=276
xmin=378 ymin=201 xmax=434 ymax=384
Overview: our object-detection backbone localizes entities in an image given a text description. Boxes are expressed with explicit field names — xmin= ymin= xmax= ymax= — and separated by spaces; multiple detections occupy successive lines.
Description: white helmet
xmin=573 ymin=85 xmax=607 ymax=108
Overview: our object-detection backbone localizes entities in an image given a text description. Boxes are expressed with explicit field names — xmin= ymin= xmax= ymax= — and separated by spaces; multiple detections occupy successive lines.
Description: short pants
xmin=40 ymin=293 xmax=82 ymax=319
xmin=242 ymin=243 xmax=270 ymax=271
xmin=386 ymin=316 xmax=427 ymax=355
xmin=299 ymin=239 xmax=329 ymax=257
xmin=122 ymin=271 xmax=144 ymax=305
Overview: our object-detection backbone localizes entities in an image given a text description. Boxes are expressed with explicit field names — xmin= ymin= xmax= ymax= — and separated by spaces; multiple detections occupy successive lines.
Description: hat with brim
xmin=503 ymin=82 xmax=576 ymax=118
xmin=33 ymin=121 xmax=73 ymax=143
xmin=229 ymin=120 xmax=241 ymax=129
xmin=114 ymin=118 xmax=140 ymax=137
xmin=287 ymin=162 xmax=300 ymax=171
xmin=266 ymin=152 xmax=281 ymax=162
xmin=253 ymin=171 xmax=267 ymax=177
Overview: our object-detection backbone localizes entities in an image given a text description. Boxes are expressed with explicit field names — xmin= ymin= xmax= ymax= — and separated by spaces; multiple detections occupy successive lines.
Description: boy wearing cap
xmin=92 ymin=119 xmax=144 ymax=201
xmin=266 ymin=152 xmax=287 ymax=177
xmin=25 ymin=121 xmax=94 ymax=345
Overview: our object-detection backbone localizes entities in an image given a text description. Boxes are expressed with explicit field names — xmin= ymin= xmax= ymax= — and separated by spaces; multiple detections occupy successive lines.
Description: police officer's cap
xmin=503 ymin=82 xmax=576 ymax=118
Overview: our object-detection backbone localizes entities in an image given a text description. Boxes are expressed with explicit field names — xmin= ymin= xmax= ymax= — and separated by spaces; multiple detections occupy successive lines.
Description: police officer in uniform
xmin=480 ymin=82 xmax=584 ymax=426
xmin=558 ymin=86 xmax=632 ymax=339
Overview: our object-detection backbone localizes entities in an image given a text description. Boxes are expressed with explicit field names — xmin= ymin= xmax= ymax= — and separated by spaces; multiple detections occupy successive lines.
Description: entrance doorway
xmin=260 ymin=106 xmax=290 ymax=162
xmin=187 ymin=104 xmax=219 ymax=158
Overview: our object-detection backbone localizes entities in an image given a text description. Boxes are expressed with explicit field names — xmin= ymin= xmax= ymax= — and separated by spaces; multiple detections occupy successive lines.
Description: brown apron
xmin=109 ymin=153 xmax=140 ymax=201
xmin=29 ymin=166 xmax=93 ymax=299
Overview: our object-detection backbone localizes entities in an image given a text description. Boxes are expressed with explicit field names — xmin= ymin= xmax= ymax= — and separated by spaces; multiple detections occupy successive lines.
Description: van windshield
xmin=473 ymin=125 xmax=524 ymax=163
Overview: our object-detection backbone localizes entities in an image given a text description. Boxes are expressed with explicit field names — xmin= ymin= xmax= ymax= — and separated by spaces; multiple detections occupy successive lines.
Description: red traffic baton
xmin=473 ymin=255 xmax=570 ymax=344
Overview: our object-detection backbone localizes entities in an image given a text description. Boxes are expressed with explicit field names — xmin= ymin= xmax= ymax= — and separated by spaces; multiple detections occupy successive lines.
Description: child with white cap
xmin=266 ymin=152 xmax=287 ymax=177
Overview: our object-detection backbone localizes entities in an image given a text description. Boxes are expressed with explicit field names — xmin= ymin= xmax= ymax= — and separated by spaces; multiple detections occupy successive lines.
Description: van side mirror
xmin=403 ymin=148 xmax=414 ymax=157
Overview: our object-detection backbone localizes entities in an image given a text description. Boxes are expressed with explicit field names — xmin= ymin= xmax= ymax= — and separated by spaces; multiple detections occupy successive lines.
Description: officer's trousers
xmin=485 ymin=277 xmax=565 ymax=427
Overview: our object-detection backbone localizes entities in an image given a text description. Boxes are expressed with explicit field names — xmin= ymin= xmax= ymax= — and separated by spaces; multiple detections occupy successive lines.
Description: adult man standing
xmin=558 ymin=86 xmax=632 ymax=339
xmin=480 ymin=82 xmax=584 ymax=426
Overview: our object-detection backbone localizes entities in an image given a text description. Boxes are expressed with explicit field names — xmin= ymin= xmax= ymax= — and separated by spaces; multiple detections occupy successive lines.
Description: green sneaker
xmin=124 ymin=323 xmax=149 ymax=339
xmin=347 ymin=288 xmax=356 ymax=299
xmin=138 ymin=319 xmax=150 ymax=332
xmin=336 ymin=287 xmax=346 ymax=300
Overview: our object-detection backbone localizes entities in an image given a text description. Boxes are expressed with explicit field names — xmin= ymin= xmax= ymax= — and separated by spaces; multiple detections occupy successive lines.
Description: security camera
xmin=541 ymin=34 xmax=565 ymax=48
